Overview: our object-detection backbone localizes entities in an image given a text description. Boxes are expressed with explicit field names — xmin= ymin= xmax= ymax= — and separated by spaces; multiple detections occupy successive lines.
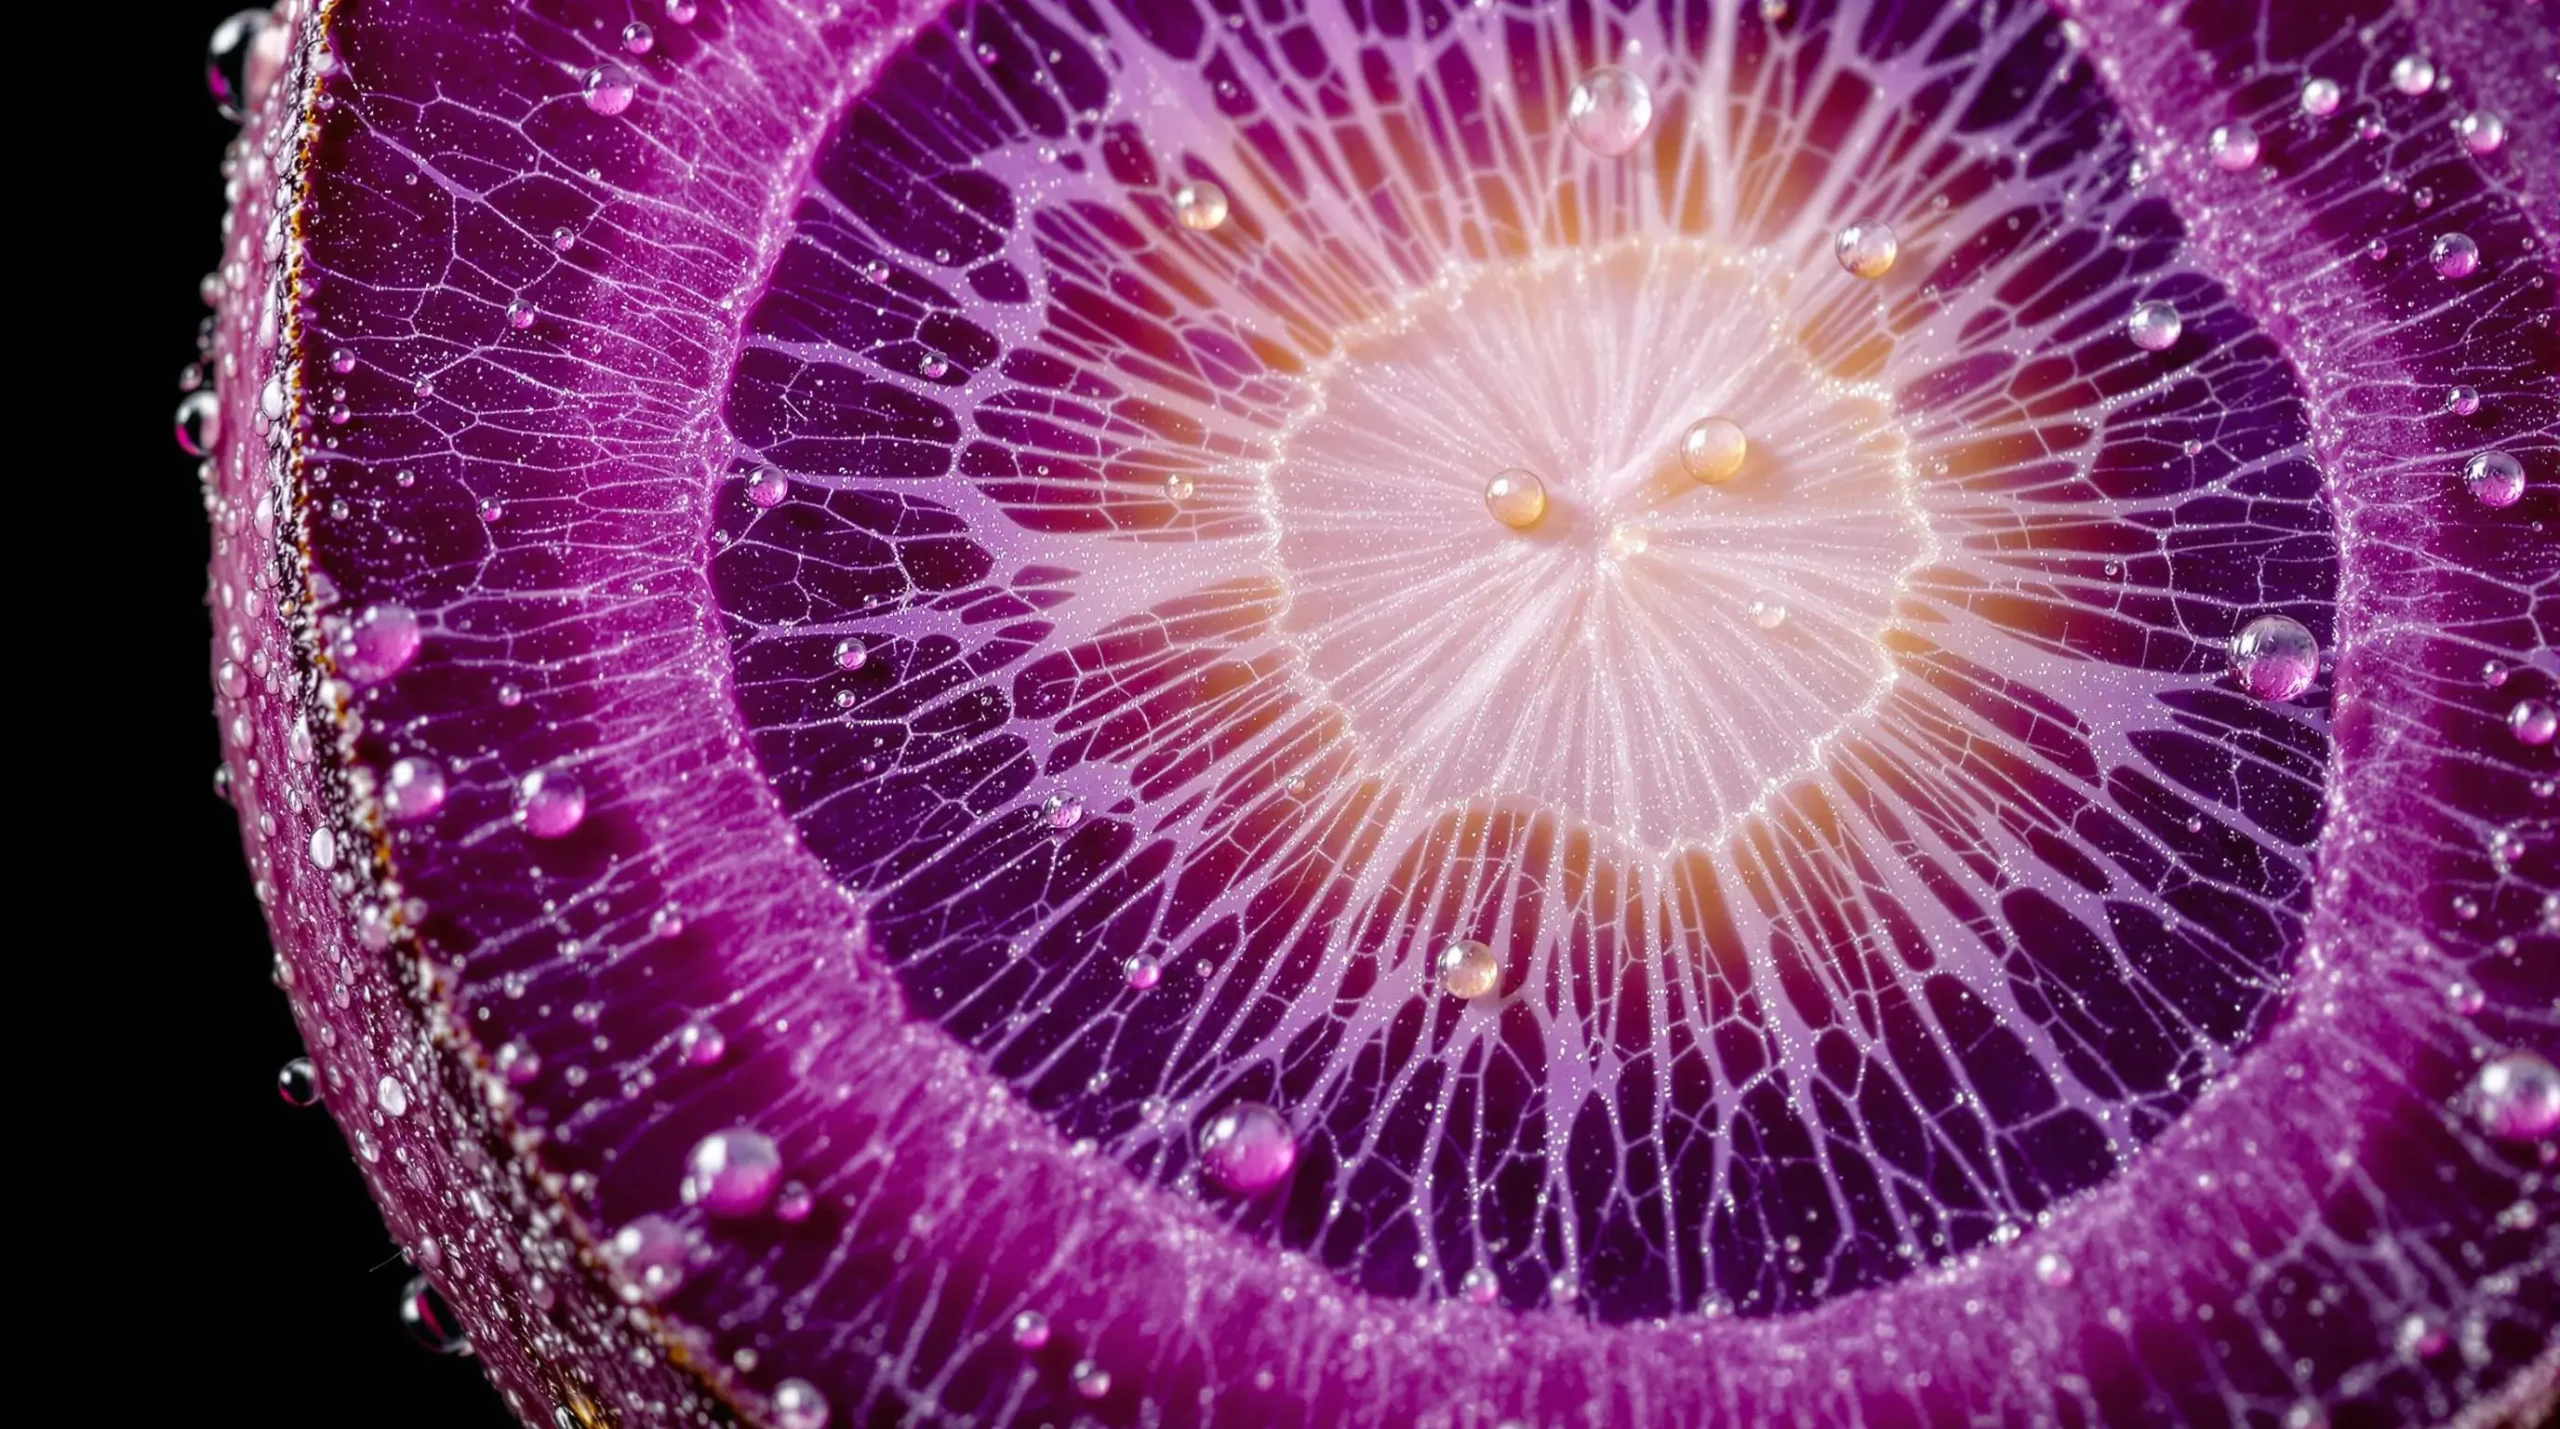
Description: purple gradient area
xmin=205 ymin=2 xmax=2557 ymax=1428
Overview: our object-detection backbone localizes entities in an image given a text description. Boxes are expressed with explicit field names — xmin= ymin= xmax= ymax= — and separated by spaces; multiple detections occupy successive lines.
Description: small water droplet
xmin=1460 ymin=1266 xmax=1500 ymax=1304
xmin=2229 ymin=614 xmax=2319 ymax=701
xmin=747 ymin=468 xmax=790 ymax=507
xmin=1174 ymin=180 xmax=1230 ymax=232
xmin=1199 ymin=1102 xmax=1297 ymax=1194
xmin=1485 ymin=469 xmax=1547 ymax=529
xmin=773 ymin=1181 xmax=815 ymax=1224
xmin=1437 ymin=939 xmax=1499 ymax=999
xmin=621 ymin=21 xmax=654 ymax=55
xmin=1042 ymin=792 xmax=1085 ymax=830
xmin=2397 ymin=1313 xmax=2451 ymax=1360
xmin=2430 ymin=232 xmax=2481 ymax=279
xmin=329 ymin=347 xmax=358 ymax=375
xmin=2299 ymin=77 xmax=2341 ymax=116
xmin=175 ymin=391 xmax=222 ymax=457
xmin=2390 ymin=56 xmax=2436 ymax=95
xmin=551 ymin=225 xmax=577 ymax=252
xmin=496 ymin=1040 xmax=542 ymax=1086
xmin=680 ymin=1020 xmax=727 ymax=1066
xmin=770 ymin=1379 xmax=829 ymax=1429
xmin=505 ymin=299 xmax=537 ymax=330
xmin=400 ymin=1275 xmax=469 ymax=1354
xmin=1124 ymin=953 xmax=1162 ymax=990
xmin=682 ymin=1127 xmax=784 ymax=1216
xmin=2447 ymin=979 xmax=2486 ymax=1016
xmin=1834 ymin=220 xmax=1898 ymax=279
xmin=1747 ymin=592 xmax=1788 ymax=630
xmin=1679 ymin=416 xmax=1748 ymax=484
xmin=214 ymin=659 xmax=249 ymax=701
xmin=1163 ymin=472 xmax=1196 ymax=503
xmin=832 ymin=638 xmax=868 ymax=671
xmin=2446 ymin=385 xmax=2481 ymax=416
xmin=2457 ymin=110 xmax=2507 ymax=156
xmin=2033 ymin=1251 xmax=2073 ymax=1287
xmin=1072 ymin=1362 xmax=1112 ymax=1400
xmin=377 ymin=1074 xmax=410 ymax=1116
xmin=2126 ymin=300 xmax=2183 ymax=352
xmin=2463 ymin=450 xmax=2526 ymax=508
xmin=664 ymin=0 xmax=698 ymax=22
xmin=2207 ymin=122 xmax=2260 ymax=172
xmin=384 ymin=756 xmax=447 ymax=822
xmin=2508 ymin=699 xmax=2558 ymax=747
xmin=1011 ymin=1309 xmax=1052 ymax=1349
xmin=2473 ymin=1052 xmax=2560 ymax=1141
xmin=920 ymin=354 xmax=950 ymax=379
xmin=514 ymin=769 xmax=587 ymax=838
xmin=582 ymin=64 xmax=636 ymax=116
xmin=278 ymin=1057 xmax=321 ymax=1106
xmin=1566 ymin=67 xmax=1653 ymax=156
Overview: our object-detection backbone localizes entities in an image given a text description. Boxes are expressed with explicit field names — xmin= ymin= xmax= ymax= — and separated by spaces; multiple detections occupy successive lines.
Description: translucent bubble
xmin=582 ymin=64 xmax=637 ymax=116
xmin=175 ymin=391 xmax=222 ymax=457
xmin=664 ymin=0 xmax=698 ymax=21
xmin=682 ymin=1127 xmax=784 ymax=1217
xmin=1484 ymin=469 xmax=1548 ymax=529
xmin=2389 ymin=56 xmax=2436 ymax=95
xmin=1011 ymin=1309 xmax=1052 ymax=1349
xmin=513 ymin=769 xmax=587 ymax=838
xmin=1042 ymin=792 xmax=1085 ymax=830
xmin=605 ymin=1217 xmax=687 ymax=1303
xmin=621 ymin=21 xmax=654 ymax=55
xmin=1747 ymin=592 xmax=1788 ymax=630
xmin=278 ymin=1057 xmax=321 ymax=1107
xmin=2462 ymin=450 xmax=2526 ymax=508
xmin=747 ymin=468 xmax=790 ymax=507
xmin=377 ymin=1075 xmax=410 ymax=1116
xmin=1437 ymin=939 xmax=1499 ymax=999
xmin=2509 ymin=699 xmax=2558 ymax=747
xmin=2430 ymin=233 xmax=2481 ymax=279
xmin=215 ymin=659 xmax=249 ymax=701
xmin=1460 ymin=1266 xmax=1500 ymax=1304
xmin=1565 ymin=67 xmax=1654 ymax=157
xmin=384 ymin=757 xmax=447 ymax=823
xmin=833 ymin=638 xmax=868 ymax=671
xmin=336 ymin=604 xmax=422 ymax=684
xmin=2299 ymin=77 xmax=2341 ymax=116
xmin=1072 ymin=1361 xmax=1113 ymax=1399
xmin=1124 ymin=953 xmax=1162 ymax=990
xmin=400 ymin=1275 xmax=469 ymax=1354
xmin=1199 ymin=1101 xmax=1297 ymax=1193
xmin=2126 ymin=300 xmax=2183 ymax=352
xmin=2228 ymin=614 xmax=2319 ymax=701
xmin=505 ymin=299 xmax=537 ymax=330
xmin=773 ymin=1181 xmax=814 ymax=1224
xmin=1163 ymin=472 xmax=1196 ymax=503
xmin=2446 ymin=385 xmax=2481 ymax=416
xmin=1834 ymin=220 xmax=1898 ymax=279
xmin=2033 ymin=1251 xmax=2073 ymax=1287
xmin=1679 ymin=416 xmax=1748 ymax=484
xmin=1174 ymin=181 xmax=1230 ymax=232
xmin=2473 ymin=1051 xmax=2560 ymax=1141
xmin=496 ymin=1040 xmax=542 ymax=1086
xmin=2447 ymin=980 xmax=2486 ymax=1016
xmin=551 ymin=225 xmax=577 ymax=252
xmin=2457 ymin=111 xmax=2507 ymax=156
xmin=330 ymin=347 xmax=358 ymax=374
xmin=771 ymin=1379 xmax=829 ymax=1429
xmin=205 ymin=9 xmax=271 ymax=122
xmin=679 ymin=1020 xmax=727 ymax=1066
xmin=2208 ymin=122 xmax=2260 ymax=172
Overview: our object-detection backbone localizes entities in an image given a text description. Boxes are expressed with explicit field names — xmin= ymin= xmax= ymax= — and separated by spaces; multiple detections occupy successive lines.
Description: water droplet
xmin=1042 ymin=792 xmax=1085 ymax=830
xmin=1124 ymin=953 xmax=1162 ymax=990
xmin=2033 ymin=1251 xmax=2074 ymax=1287
xmin=832 ymin=638 xmax=868 ymax=671
xmin=2447 ymin=979 xmax=2485 ymax=1016
xmin=1071 ymin=1361 xmax=1113 ymax=1399
xmin=682 ymin=1127 xmax=783 ymax=1216
xmin=2299 ymin=77 xmax=2341 ymax=116
xmin=679 ymin=1020 xmax=727 ymax=1066
xmin=384 ymin=757 xmax=447 ymax=823
xmin=920 ymin=354 xmax=950 ymax=379
xmin=307 ymin=824 xmax=339 ymax=870
xmin=1010 ymin=1309 xmax=1051 ymax=1349
xmin=2126 ymin=300 xmax=2183 ymax=352
xmin=2508 ymin=699 xmax=2558 ymax=747
xmin=746 ymin=468 xmax=790 ymax=507
xmin=1437 ymin=939 xmax=1499 ymax=999
xmin=582 ymin=64 xmax=636 ymax=116
xmin=175 ymin=391 xmax=222 ymax=457
xmin=2446 ymin=385 xmax=2481 ymax=416
xmin=1199 ymin=1101 xmax=1297 ymax=1194
xmin=664 ymin=0 xmax=698 ymax=22
xmin=377 ymin=1074 xmax=410 ymax=1116
xmin=770 ymin=1379 xmax=829 ymax=1429
xmin=497 ymin=683 xmax=523 ymax=707
xmin=1832 ymin=220 xmax=1899 ymax=279
xmin=400 ymin=1275 xmax=469 ymax=1354
xmin=2228 ymin=614 xmax=2319 ymax=701
xmin=1174 ymin=180 xmax=1230 ymax=232
xmin=1163 ymin=472 xmax=1196 ymax=503
xmin=505 ymin=299 xmax=537 ymax=330
xmin=2457 ymin=110 xmax=2507 ymax=156
xmin=206 ymin=9 xmax=271 ymax=122
xmin=2473 ymin=1051 xmax=2560 ymax=1141
xmin=621 ymin=21 xmax=654 ymax=54
xmin=278 ymin=1057 xmax=321 ymax=1106
xmin=1484 ymin=469 xmax=1548 ymax=529
xmin=550 ymin=225 xmax=577 ymax=252
xmin=496 ymin=1040 xmax=542 ymax=1086
xmin=2462 ymin=450 xmax=2526 ymax=508
xmin=2390 ymin=56 xmax=2436 ymax=95
xmin=1565 ymin=67 xmax=1654 ymax=157
xmin=514 ymin=770 xmax=587 ymax=838
xmin=2208 ymin=122 xmax=2260 ymax=172
xmin=2396 ymin=1313 xmax=2451 ymax=1360
xmin=215 ymin=659 xmax=249 ymax=700
xmin=328 ymin=347 xmax=358 ymax=375
xmin=1679 ymin=416 xmax=1748 ymax=484
xmin=1747 ymin=592 xmax=1788 ymax=630
xmin=773 ymin=1181 xmax=814 ymax=1224
xmin=2430 ymin=232 xmax=2481 ymax=279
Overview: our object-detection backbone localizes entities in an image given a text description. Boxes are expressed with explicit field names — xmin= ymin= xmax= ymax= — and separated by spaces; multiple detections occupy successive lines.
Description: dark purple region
xmin=704 ymin=0 xmax=2338 ymax=1323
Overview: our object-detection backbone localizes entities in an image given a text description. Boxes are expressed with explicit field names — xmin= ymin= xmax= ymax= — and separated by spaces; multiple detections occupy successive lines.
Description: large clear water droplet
xmin=1485 ymin=469 xmax=1548 ymax=529
xmin=205 ymin=9 xmax=270 ymax=122
xmin=2462 ymin=450 xmax=2525 ymax=508
xmin=1438 ymin=939 xmax=1500 ymax=999
xmin=383 ymin=756 xmax=447 ymax=823
xmin=1565 ymin=67 xmax=1653 ymax=157
xmin=747 ymin=468 xmax=790 ymax=508
xmin=1174 ymin=181 xmax=1230 ymax=232
xmin=2509 ymin=699 xmax=2558 ymax=747
xmin=1747 ymin=592 xmax=1788 ymax=630
xmin=1834 ymin=221 xmax=1898 ymax=279
xmin=400 ymin=1275 xmax=469 ymax=1354
xmin=277 ymin=1056 xmax=320 ymax=1106
xmin=682 ymin=1127 xmax=784 ymax=1216
xmin=376 ymin=1074 xmax=410 ymax=1116
xmin=513 ymin=769 xmax=587 ymax=838
xmin=2299 ymin=77 xmax=2341 ymax=116
xmin=621 ymin=21 xmax=654 ymax=55
xmin=335 ymin=603 xmax=422 ymax=684
xmin=679 ymin=1019 xmax=727 ymax=1066
xmin=582 ymin=64 xmax=637 ymax=116
xmin=1679 ymin=416 xmax=1747 ymax=484
xmin=2228 ymin=614 xmax=2319 ymax=701
xmin=2208 ymin=122 xmax=2260 ymax=172
xmin=2126 ymin=300 xmax=2183 ymax=352
xmin=771 ymin=1379 xmax=830 ymax=1429
xmin=2389 ymin=56 xmax=2436 ymax=95
xmin=1199 ymin=1102 xmax=1297 ymax=1194
xmin=1011 ymin=1309 xmax=1051 ymax=1349
xmin=2473 ymin=1052 xmax=2560 ymax=1141
xmin=2457 ymin=111 xmax=2507 ymax=155
xmin=2430 ymin=232 xmax=2481 ymax=279
xmin=176 ymin=391 xmax=222 ymax=457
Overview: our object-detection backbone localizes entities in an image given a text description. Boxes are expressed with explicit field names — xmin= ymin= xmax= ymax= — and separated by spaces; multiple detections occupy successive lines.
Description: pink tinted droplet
xmin=682 ymin=1127 xmax=784 ymax=1217
xmin=1199 ymin=1101 xmax=1297 ymax=1194
xmin=383 ymin=756 xmax=448 ymax=822
xmin=335 ymin=603 xmax=422 ymax=684
xmin=582 ymin=64 xmax=637 ymax=116
xmin=513 ymin=769 xmax=587 ymax=838
xmin=2509 ymin=700 xmax=2558 ymax=747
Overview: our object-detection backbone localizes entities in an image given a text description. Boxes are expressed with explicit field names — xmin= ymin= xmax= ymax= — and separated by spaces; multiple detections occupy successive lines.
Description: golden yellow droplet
xmin=1485 ymin=469 xmax=1548 ymax=529
xmin=1438 ymin=939 xmax=1500 ymax=999
xmin=1174 ymin=181 xmax=1230 ymax=232
xmin=1679 ymin=417 xmax=1747 ymax=484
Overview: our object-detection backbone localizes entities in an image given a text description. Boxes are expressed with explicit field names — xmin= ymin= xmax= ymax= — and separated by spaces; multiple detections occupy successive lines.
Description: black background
xmin=55 ymin=8 xmax=517 ymax=1425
